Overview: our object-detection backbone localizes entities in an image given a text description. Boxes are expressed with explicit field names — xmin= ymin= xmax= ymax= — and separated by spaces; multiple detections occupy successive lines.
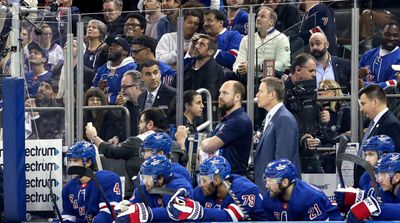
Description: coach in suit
xmin=254 ymin=77 xmax=301 ymax=192
xmin=354 ymin=84 xmax=400 ymax=186
xmin=138 ymin=60 xmax=176 ymax=114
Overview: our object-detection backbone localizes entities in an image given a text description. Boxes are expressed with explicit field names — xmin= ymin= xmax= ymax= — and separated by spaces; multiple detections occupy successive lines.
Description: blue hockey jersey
xmin=172 ymin=162 xmax=191 ymax=183
xmin=92 ymin=58 xmax=137 ymax=104
xmin=215 ymin=29 xmax=242 ymax=70
xmin=263 ymin=179 xmax=343 ymax=221
xmin=61 ymin=170 xmax=122 ymax=223
xmin=129 ymin=173 xmax=193 ymax=221
xmin=25 ymin=71 xmax=53 ymax=97
xmin=374 ymin=188 xmax=400 ymax=220
xmin=359 ymin=47 xmax=400 ymax=85
xmin=194 ymin=174 xmax=268 ymax=221
xmin=226 ymin=9 xmax=248 ymax=35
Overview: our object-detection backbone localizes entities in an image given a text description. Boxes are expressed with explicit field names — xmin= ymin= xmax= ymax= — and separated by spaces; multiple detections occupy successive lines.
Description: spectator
xmin=53 ymin=0 xmax=81 ymax=46
xmin=225 ymin=0 xmax=248 ymax=35
xmin=175 ymin=34 xmax=224 ymax=101
xmin=115 ymin=70 xmax=145 ymax=136
xmin=298 ymin=0 xmax=337 ymax=56
xmin=137 ymin=60 xmax=176 ymax=114
xmin=92 ymin=36 xmax=136 ymax=104
xmin=254 ymin=77 xmax=300 ymax=191
xmin=37 ymin=23 xmax=64 ymax=71
xmin=123 ymin=13 xmax=146 ymax=43
xmin=85 ymin=108 xmax=169 ymax=198
xmin=264 ymin=0 xmax=301 ymax=36
xmin=156 ymin=9 xmax=201 ymax=67
xmin=102 ymin=0 xmax=125 ymax=37
xmin=309 ymin=32 xmax=350 ymax=93
xmin=25 ymin=42 xmax=53 ymax=97
xmin=200 ymin=80 xmax=253 ymax=176
xmin=202 ymin=9 xmax=242 ymax=70
xmin=156 ymin=0 xmax=180 ymax=40
xmin=233 ymin=6 xmax=290 ymax=77
xmin=143 ymin=0 xmax=164 ymax=39
xmin=84 ymin=19 xmax=108 ymax=70
xmin=131 ymin=36 xmax=176 ymax=86
xmin=359 ymin=22 xmax=400 ymax=89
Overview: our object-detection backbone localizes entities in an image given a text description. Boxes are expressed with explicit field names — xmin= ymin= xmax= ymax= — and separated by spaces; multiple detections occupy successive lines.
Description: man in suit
xmin=254 ymin=77 xmax=301 ymax=191
xmin=309 ymin=32 xmax=351 ymax=94
xmin=138 ymin=60 xmax=176 ymax=115
xmin=355 ymin=84 xmax=400 ymax=186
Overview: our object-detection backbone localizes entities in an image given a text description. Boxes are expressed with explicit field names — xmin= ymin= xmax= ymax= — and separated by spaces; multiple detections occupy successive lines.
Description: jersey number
xmin=241 ymin=194 xmax=255 ymax=207
xmin=113 ymin=182 xmax=121 ymax=195
xmin=308 ymin=203 xmax=322 ymax=220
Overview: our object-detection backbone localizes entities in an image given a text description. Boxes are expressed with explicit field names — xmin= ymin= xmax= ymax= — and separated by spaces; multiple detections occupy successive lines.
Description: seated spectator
xmin=156 ymin=0 xmax=180 ymax=40
xmin=123 ymin=13 xmax=146 ymax=43
xmin=156 ymin=9 xmax=201 ymax=67
xmin=264 ymin=0 xmax=301 ymax=36
xmin=225 ymin=0 xmax=248 ymax=35
xmin=131 ymin=36 xmax=176 ymax=86
xmin=83 ymin=88 xmax=123 ymax=142
xmin=37 ymin=23 xmax=64 ymax=71
xmin=359 ymin=22 xmax=400 ymax=89
xmin=233 ymin=6 xmax=290 ymax=78
xmin=309 ymin=32 xmax=350 ymax=93
xmin=143 ymin=0 xmax=164 ymax=39
xmin=92 ymin=36 xmax=136 ymax=104
xmin=101 ymin=0 xmax=125 ymax=37
xmin=25 ymin=42 xmax=53 ymax=97
xmin=84 ymin=19 xmax=108 ymax=70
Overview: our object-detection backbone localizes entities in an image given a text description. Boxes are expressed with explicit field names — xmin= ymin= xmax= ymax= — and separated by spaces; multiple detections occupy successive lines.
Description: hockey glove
xmin=224 ymin=204 xmax=245 ymax=221
xmin=334 ymin=187 xmax=365 ymax=213
xmin=347 ymin=196 xmax=381 ymax=223
xmin=116 ymin=202 xmax=153 ymax=223
xmin=167 ymin=189 xmax=203 ymax=221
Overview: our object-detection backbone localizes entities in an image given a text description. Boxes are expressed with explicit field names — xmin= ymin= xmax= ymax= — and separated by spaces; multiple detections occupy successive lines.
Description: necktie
xmin=145 ymin=93 xmax=154 ymax=109
xmin=359 ymin=120 xmax=375 ymax=155
xmin=263 ymin=113 xmax=272 ymax=133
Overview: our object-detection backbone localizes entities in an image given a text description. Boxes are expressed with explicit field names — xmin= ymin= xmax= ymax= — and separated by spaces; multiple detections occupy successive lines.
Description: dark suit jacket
xmin=253 ymin=105 xmax=301 ymax=192
xmin=138 ymin=84 xmax=176 ymax=112
xmin=354 ymin=109 xmax=400 ymax=186
xmin=331 ymin=56 xmax=351 ymax=94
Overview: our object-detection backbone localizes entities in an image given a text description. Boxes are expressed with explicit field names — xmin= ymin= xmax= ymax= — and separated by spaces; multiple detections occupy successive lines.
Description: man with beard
xmin=200 ymin=80 xmax=252 ymax=176
xmin=143 ymin=0 xmax=164 ymax=39
xmin=156 ymin=0 xmax=180 ymax=40
xmin=86 ymin=108 xmax=168 ymax=199
xmin=156 ymin=9 xmax=202 ymax=67
xmin=92 ymin=36 xmax=136 ymax=104
xmin=225 ymin=0 xmax=248 ymax=35
xmin=166 ymin=156 xmax=267 ymax=221
xmin=309 ymin=32 xmax=350 ymax=94
xmin=175 ymin=34 xmax=224 ymax=101
xmin=262 ymin=159 xmax=343 ymax=221
xmin=25 ymin=42 xmax=53 ymax=97
xmin=359 ymin=22 xmax=400 ymax=89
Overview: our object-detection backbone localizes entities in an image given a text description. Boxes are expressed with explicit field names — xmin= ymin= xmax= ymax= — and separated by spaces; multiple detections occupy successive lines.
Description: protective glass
xmin=196 ymin=174 xmax=214 ymax=186
xmin=139 ymin=174 xmax=158 ymax=184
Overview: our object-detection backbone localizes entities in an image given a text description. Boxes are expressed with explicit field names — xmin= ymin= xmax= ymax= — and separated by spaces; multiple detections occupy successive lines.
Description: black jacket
xmin=331 ymin=56 xmax=351 ymax=94
xmin=138 ymin=84 xmax=176 ymax=113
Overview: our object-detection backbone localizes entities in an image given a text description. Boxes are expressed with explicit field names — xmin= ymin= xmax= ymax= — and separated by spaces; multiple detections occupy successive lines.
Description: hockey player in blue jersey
xmin=116 ymin=155 xmax=193 ymax=222
xmin=346 ymin=153 xmax=400 ymax=222
xmin=141 ymin=132 xmax=191 ymax=182
xmin=62 ymin=141 xmax=122 ymax=223
xmin=166 ymin=156 xmax=267 ymax=221
xmin=263 ymin=158 xmax=343 ymax=221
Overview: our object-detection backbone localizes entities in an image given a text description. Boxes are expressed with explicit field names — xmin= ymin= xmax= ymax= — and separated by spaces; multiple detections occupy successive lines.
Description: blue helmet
xmin=375 ymin=153 xmax=400 ymax=174
xmin=140 ymin=155 xmax=172 ymax=179
xmin=362 ymin=135 xmax=395 ymax=156
xmin=66 ymin=141 xmax=96 ymax=165
xmin=264 ymin=159 xmax=297 ymax=184
xmin=199 ymin=156 xmax=231 ymax=179
xmin=142 ymin=132 xmax=172 ymax=155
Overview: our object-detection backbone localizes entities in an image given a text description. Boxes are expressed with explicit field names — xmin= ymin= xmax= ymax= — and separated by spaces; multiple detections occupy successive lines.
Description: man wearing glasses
xmin=123 ymin=13 xmax=147 ymax=42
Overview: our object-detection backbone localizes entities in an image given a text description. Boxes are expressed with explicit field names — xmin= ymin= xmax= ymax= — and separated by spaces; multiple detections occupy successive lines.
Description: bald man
xmin=309 ymin=32 xmax=351 ymax=93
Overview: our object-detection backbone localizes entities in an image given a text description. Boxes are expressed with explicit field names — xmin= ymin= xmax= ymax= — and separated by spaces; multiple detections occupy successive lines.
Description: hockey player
xmin=347 ymin=153 xmax=400 ymax=222
xmin=141 ymin=132 xmax=191 ymax=181
xmin=116 ymin=155 xmax=193 ymax=222
xmin=263 ymin=158 xmax=343 ymax=221
xmin=62 ymin=141 xmax=122 ymax=223
xmin=166 ymin=156 xmax=267 ymax=221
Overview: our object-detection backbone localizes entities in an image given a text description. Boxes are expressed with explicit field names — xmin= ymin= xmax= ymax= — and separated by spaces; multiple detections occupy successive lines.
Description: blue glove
xmin=167 ymin=188 xmax=203 ymax=221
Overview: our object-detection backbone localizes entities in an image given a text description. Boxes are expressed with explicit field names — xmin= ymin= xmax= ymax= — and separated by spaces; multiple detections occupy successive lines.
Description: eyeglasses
xmin=125 ymin=23 xmax=141 ymax=29
xmin=131 ymin=48 xmax=146 ymax=54
xmin=120 ymin=84 xmax=137 ymax=90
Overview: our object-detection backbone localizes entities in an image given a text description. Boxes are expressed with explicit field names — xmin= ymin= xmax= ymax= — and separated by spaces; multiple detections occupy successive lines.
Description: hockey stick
xmin=336 ymin=153 xmax=381 ymax=199
xmin=222 ymin=180 xmax=251 ymax=221
xmin=67 ymin=166 xmax=117 ymax=221
xmin=48 ymin=170 xmax=63 ymax=223
xmin=148 ymin=187 xmax=177 ymax=196
xmin=335 ymin=134 xmax=349 ymax=188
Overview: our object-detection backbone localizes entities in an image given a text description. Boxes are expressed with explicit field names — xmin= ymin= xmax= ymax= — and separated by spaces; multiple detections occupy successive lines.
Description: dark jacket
xmin=331 ymin=56 xmax=351 ymax=94
xmin=138 ymin=84 xmax=176 ymax=113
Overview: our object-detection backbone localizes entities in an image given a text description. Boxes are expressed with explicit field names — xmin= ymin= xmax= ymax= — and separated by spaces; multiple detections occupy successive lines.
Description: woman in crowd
xmin=84 ymin=19 xmax=108 ymax=70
